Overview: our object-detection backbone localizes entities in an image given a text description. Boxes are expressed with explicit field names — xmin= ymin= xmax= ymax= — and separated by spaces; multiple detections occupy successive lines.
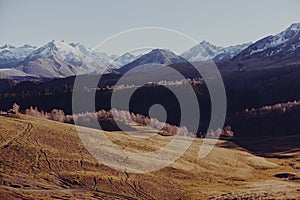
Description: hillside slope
xmin=0 ymin=115 xmax=299 ymax=199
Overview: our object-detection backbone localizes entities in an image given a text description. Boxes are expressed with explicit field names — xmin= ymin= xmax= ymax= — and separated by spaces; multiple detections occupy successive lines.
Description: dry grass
xmin=0 ymin=114 xmax=299 ymax=199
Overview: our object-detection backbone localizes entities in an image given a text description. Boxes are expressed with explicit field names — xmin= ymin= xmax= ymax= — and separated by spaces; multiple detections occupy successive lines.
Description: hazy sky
xmin=1 ymin=0 xmax=300 ymax=53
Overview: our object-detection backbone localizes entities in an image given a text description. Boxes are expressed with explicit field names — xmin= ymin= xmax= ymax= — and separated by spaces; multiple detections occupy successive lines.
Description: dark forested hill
xmin=1 ymin=59 xmax=300 ymax=137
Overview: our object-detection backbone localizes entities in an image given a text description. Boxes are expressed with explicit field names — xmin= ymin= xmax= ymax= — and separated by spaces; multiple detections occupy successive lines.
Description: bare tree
xmin=11 ymin=103 xmax=20 ymax=114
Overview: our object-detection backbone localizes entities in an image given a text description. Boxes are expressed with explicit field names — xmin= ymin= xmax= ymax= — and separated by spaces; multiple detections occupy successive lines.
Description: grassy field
xmin=0 ymin=114 xmax=299 ymax=199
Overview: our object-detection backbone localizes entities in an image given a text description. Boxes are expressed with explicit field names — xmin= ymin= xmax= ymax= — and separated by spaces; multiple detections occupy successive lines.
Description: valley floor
xmin=0 ymin=115 xmax=299 ymax=199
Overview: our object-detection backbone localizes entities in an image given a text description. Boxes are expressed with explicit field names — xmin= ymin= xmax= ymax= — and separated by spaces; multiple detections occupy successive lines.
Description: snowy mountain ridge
xmin=233 ymin=23 xmax=300 ymax=61
xmin=0 ymin=44 xmax=37 ymax=68
xmin=181 ymin=41 xmax=252 ymax=62
xmin=1 ymin=22 xmax=300 ymax=79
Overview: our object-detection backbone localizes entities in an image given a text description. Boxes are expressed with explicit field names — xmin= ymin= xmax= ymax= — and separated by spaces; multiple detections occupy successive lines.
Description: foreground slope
xmin=0 ymin=115 xmax=299 ymax=199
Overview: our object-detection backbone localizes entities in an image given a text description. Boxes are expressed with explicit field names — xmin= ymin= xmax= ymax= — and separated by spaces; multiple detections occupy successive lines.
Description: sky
xmin=1 ymin=0 xmax=300 ymax=54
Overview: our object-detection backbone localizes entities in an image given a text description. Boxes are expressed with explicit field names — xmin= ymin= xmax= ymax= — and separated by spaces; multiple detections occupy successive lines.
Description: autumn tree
xmin=12 ymin=103 xmax=20 ymax=114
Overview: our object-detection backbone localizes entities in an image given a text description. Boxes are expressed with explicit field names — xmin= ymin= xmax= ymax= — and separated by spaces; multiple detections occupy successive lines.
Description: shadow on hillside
xmin=97 ymin=120 xmax=136 ymax=132
xmin=90 ymin=120 xmax=136 ymax=131
xmin=228 ymin=135 xmax=300 ymax=158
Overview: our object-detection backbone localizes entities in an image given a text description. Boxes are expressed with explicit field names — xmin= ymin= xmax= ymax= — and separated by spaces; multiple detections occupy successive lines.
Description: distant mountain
xmin=214 ymin=43 xmax=252 ymax=61
xmin=118 ymin=49 xmax=188 ymax=73
xmin=16 ymin=41 xmax=96 ymax=77
xmin=233 ymin=23 xmax=300 ymax=61
xmin=181 ymin=41 xmax=223 ymax=61
xmin=0 ymin=44 xmax=37 ymax=68
xmin=181 ymin=41 xmax=251 ymax=62
xmin=0 ymin=41 xmax=143 ymax=78
xmin=10 ymin=40 xmax=116 ymax=78
xmin=1 ymin=23 xmax=300 ymax=79
xmin=110 ymin=52 xmax=138 ymax=67
xmin=69 ymin=42 xmax=113 ymax=66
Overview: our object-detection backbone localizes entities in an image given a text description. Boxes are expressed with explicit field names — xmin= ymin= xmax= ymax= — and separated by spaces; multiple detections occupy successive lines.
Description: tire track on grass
xmin=1 ymin=118 xmax=33 ymax=149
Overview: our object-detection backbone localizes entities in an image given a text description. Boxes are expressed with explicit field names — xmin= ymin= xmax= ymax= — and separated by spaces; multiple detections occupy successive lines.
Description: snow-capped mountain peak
xmin=181 ymin=41 xmax=222 ymax=61
xmin=213 ymin=42 xmax=252 ymax=61
xmin=287 ymin=23 xmax=300 ymax=31
xmin=20 ymin=44 xmax=36 ymax=49
xmin=181 ymin=41 xmax=224 ymax=62
xmin=112 ymin=52 xmax=138 ymax=66
xmin=0 ymin=44 xmax=16 ymax=50
xmin=233 ymin=23 xmax=300 ymax=61
xmin=24 ymin=40 xmax=85 ymax=64
xmin=0 ymin=44 xmax=37 ymax=68
xmin=181 ymin=40 xmax=251 ymax=62
xmin=0 ymin=44 xmax=36 ymax=53
xmin=69 ymin=42 xmax=96 ymax=57
xmin=14 ymin=40 xmax=116 ymax=78
xmin=199 ymin=40 xmax=218 ymax=48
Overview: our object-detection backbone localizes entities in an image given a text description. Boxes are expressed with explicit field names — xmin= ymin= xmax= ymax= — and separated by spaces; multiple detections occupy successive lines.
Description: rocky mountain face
xmin=233 ymin=23 xmax=300 ymax=61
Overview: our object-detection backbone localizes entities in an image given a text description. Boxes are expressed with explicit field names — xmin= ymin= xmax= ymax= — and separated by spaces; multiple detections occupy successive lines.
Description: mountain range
xmin=0 ymin=23 xmax=300 ymax=79
xmin=181 ymin=41 xmax=252 ymax=62
xmin=233 ymin=23 xmax=300 ymax=62
xmin=0 ymin=41 xmax=139 ymax=79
